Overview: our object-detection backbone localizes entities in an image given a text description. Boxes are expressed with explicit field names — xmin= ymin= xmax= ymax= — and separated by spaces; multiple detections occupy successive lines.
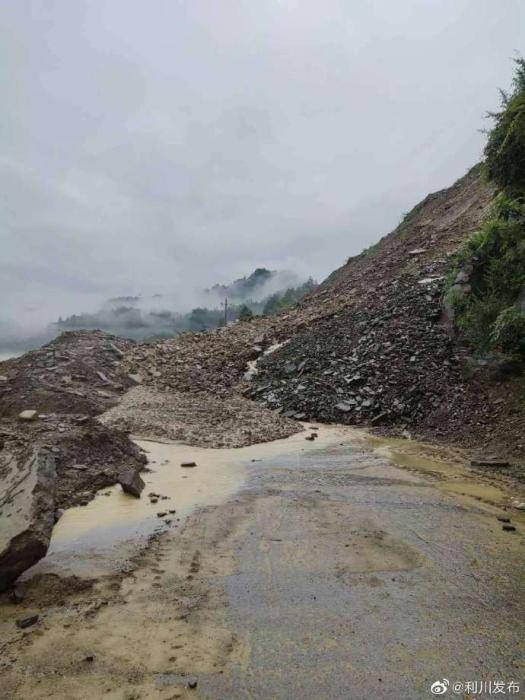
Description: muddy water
xmin=4 ymin=425 xmax=524 ymax=700
xmin=29 ymin=425 xmax=349 ymax=579
xmin=28 ymin=425 xmax=522 ymax=582
xmin=366 ymin=433 xmax=525 ymax=521
xmin=33 ymin=439 xmax=248 ymax=578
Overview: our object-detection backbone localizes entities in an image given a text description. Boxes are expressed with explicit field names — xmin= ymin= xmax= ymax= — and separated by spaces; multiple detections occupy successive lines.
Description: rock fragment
xmin=18 ymin=410 xmax=38 ymax=421
xmin=16 ymin=615 xmax=39 ymax=629
xmin=117 ymin=468 xmax=145 ymax=498
xmin=471 ymin=458 xmax=510 ymax=468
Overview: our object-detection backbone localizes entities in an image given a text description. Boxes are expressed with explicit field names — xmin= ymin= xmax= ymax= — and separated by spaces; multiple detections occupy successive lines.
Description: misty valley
xmin=1 ymin=268 xmax=316 ymax=356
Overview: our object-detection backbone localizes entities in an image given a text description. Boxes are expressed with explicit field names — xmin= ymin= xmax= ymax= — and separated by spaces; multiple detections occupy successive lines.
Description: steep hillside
xmin=247 ymin=166 xmax=524 ymax=460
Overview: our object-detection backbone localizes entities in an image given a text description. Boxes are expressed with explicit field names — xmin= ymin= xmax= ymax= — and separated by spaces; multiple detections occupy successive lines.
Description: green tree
xmin=238 ymin=304 xmax=254 ymax=322
xmin=484 ymin=57 xmax=525 ymax=192
xmin=449 ymin=58 xmax=525 ymax=360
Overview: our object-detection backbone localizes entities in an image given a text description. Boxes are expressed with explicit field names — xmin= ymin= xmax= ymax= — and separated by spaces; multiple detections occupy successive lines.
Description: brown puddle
xmin=364 ymin=433 xmax=525 ymax=520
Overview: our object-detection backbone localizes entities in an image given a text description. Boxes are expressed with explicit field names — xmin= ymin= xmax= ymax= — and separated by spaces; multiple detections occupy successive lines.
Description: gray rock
xmin=471 ymin=458 xmax=510 ymax=468
xmin=455 ymin=270 xmax=471 ymax=284
xmin=18 ymin=410 xmax=38 ymax=421
xmin=16 ymin=614 xmax=39 ymax=629
xmin=108 ymin=342 xmax=124 ymax=358
xmin=0 ymin=449 xmax=56 ymax=592
xmin=127 ymin=373 xmax=143 ymax=384
xmin=117 ymin=468 xmax=145 ymax=497
xmin=335 ymin=401 xmax=353 ymax=412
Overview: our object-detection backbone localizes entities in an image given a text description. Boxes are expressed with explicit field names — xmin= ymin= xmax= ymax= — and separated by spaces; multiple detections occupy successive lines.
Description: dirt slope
xmin=246 ymin=165 xmax=524 ymax=460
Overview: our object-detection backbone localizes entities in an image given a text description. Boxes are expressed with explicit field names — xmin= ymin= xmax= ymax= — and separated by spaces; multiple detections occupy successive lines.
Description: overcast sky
xmin=1 ymin=0 xmax=524 ymax=333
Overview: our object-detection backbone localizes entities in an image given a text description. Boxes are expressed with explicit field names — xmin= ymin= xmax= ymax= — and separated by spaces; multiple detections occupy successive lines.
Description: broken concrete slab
xmin=0 ymin=449 xmax=56 ymax=592
xmin=117 ymin=467 xmax=145 ymax=497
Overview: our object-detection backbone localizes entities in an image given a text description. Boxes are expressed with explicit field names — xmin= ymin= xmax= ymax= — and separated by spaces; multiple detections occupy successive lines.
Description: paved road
xmin=1 ymin=427 xmax=523 ymax=700
xmin=201 ymin=433 xmax=524 ymax=699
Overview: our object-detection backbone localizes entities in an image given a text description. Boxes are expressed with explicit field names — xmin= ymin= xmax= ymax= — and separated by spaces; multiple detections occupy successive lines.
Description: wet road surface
xmin=1 ymin=426 xmax=523 ymax=699
xmin=200 ymin=431 xmax=524 ymax=699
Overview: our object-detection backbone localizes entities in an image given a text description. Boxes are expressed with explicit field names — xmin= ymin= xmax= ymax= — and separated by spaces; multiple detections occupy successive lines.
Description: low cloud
xmin=1 ymin=0 xmax=524 ymax=339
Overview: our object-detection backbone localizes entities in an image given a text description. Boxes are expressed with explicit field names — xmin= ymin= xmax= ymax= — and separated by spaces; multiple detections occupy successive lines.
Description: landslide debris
xmin=242 ymin=165 xmax=523 ymax=459
xmin=106 ymin=319 xmax=301 ymax=447
xmin=0 ymin=329 xmax=137 ymax=419
xmin=100 ymin=385 xmax=300 ymax=448
xmin=122 ymin=317 xmax=275 ymax=395
xmin=247 ymin=275 xmax=457 ymax=427
xmin=0 ymin=331 xmax=147 ymax=587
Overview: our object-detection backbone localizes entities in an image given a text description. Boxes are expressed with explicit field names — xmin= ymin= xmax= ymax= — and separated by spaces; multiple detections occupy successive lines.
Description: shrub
xmin=490 ymin=306 xmax=525 ymax=355
xmin=484 ymin=57 xmax=525 ymax=192
xmin=447 ymin=58 xmax=525 ymax=361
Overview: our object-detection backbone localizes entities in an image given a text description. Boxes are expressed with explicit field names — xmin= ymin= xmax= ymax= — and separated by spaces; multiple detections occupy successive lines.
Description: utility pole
xmin=224 ymin=297 xmax=228 ymax=326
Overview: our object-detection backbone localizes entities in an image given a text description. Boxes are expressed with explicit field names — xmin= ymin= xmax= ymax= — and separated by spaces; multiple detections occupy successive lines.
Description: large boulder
xmin=118 ymin=467 xmax=145 ymax=497
xmin=0 ymin=448 xmax=56 ymax=591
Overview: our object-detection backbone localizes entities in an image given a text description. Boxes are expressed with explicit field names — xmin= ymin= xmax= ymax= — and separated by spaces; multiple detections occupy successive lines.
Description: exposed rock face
xmin=0 ymin=448 xmax=56 ymax=592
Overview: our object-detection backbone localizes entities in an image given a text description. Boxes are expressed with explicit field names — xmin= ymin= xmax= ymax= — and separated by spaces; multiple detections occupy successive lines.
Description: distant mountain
xmin=208 ymin=268 xmax=274 ymax=300
xmin=52 ymin=269 xmax=317 ymax=341
xmin=206 ymin=268 xmax=305 ymax=303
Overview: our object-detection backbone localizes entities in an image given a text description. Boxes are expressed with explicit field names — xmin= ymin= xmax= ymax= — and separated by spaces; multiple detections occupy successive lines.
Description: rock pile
xmin=99 ymin=385 xmax=300 ymax=448
xmin=247 ymin=275 xmax=461 ymax=427
xmin=0 ymin=330 xmax=137 ymax=419
xmin=122 ymin=318 xmax=276 ymax=396
xmin=0 ymin=332 xmax=148 ymax=587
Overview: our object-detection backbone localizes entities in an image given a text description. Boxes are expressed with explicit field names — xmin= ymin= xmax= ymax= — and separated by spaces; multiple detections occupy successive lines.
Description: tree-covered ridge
xmin=56 ymin=272 xmax=318 ymax=340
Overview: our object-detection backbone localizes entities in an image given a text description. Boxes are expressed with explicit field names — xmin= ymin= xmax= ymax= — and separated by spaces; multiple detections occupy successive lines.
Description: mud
xmin=366 ymin=433 xmax=525 ymax=520
xmin=0 ymin=426 xmax=523 ymax=700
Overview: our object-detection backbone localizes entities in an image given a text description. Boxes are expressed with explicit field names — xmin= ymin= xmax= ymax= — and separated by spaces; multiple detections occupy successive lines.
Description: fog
xmin=1 ymin=0 xmax=524 ymax=339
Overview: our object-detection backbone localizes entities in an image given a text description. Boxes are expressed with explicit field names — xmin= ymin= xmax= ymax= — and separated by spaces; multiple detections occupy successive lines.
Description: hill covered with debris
xmin=1 ymin=163 xmax=524 ymax=591
xmin=248 ymin=165 xmax=523 ymax=458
